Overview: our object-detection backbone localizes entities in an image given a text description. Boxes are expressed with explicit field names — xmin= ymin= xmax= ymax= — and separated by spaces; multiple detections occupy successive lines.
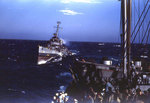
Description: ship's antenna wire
xmin=141 ymin=21 xmax=150 ymax=44
xmin=146 ymin=28 xmax=150 ymax=44
xmin=131 ymin=0 xmax=149 ymax=38
xmin=132 ymin=5 xmax=150 ymax=44
xmin=138 ymin=0 xmax=140 ymax=43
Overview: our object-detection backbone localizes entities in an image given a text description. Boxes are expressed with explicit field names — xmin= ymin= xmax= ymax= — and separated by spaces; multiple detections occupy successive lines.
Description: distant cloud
xmin=59 ymin=9 xmax=83 ymax=15
xmin=0 ymin=0 xmax=102 ymax=4
xmin=60 ymin=0 xmax=102 ymax=4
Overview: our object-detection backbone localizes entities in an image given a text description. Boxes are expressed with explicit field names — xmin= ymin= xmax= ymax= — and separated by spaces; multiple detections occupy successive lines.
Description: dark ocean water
xmin=0 ymin=39 xmax=149 ymax=103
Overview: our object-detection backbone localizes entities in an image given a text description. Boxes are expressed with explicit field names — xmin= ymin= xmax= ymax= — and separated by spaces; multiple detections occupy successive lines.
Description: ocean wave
xmin=56 ymin=72 xmax=72 ymax=79
xmin=58 ymin=85 xmax=66 ymax=92
xmin=60 ymin=72 xmax=71 ymax=77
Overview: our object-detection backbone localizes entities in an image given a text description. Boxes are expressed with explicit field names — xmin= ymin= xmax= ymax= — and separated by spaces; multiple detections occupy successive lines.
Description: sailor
xmin=105 ymin=87 xmax=114 ymax=103
xmin=82 ymin=59 xmax=86 ymax=62
xmin=105 ymin=79 xmax=113 ymax=92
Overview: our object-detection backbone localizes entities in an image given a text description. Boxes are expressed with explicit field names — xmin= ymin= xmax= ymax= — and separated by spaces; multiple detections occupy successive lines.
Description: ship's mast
xmin=121 ymin=0 xmax=132 ymax=78
xmin=127 ymin=0 xmax=132 ymax=78
xmin=54 ymin=21 xmax=61 ymax=37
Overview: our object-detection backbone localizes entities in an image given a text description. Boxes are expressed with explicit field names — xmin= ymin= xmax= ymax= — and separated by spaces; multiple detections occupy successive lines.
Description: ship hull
xmin=38 ymin=54 xmax=62 ymax=65
xmin=37 ymin=46 xmax=63 ymax=65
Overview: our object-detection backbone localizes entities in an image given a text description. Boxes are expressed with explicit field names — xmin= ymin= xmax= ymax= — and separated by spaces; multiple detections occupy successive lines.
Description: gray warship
xmin=38 ymin=21 xmax=71 ymax=65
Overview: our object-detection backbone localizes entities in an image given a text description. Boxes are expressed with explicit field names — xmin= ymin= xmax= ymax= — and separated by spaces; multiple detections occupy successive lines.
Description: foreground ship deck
xmin=69 ymin=57 xmax=150 ymax=92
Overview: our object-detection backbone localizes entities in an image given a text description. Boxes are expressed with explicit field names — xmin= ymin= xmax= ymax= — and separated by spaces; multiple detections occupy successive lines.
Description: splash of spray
xmin=60 ymin=38 xmax=66 ymax=44
xmin=60 ymin=38 xmax=70 ymax=46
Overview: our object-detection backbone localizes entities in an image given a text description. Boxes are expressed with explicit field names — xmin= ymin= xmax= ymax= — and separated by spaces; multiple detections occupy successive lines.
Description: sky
xmin=0 ymin=0 xmax=121 ymax=42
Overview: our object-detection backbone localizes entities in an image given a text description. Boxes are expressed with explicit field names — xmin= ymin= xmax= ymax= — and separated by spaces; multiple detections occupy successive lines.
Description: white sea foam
xmin=111 ymin=58 xmax=119 ymax=62
xmin=60 ymin=38 xmax=67 ymax=44
xmin=60 ymin=72 xmax=71 ymax=77
xmin=140 ymin=55 xmax=148 ymax=58
xmin=38 ymin=60 xmax=47 ymax=65
xmin=8 ymin=88 xmax=26 ymax=94
xmin=70 ymin=50 xmax=80 ymax=55
xmin=58 ymin=85 xmax=66 ymax=92
xmin=98 ymin=43 xmax=104 ymax=46
xmin=56 ymin=72 xmax=72 ymax=79
xmin=113 ymin=44 xmax=121 ymax=47
xmin=60 ymin=38 xmax=71 ymax=46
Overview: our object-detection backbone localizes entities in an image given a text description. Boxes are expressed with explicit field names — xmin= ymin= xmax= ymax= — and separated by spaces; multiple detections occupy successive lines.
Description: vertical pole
xmin=127 ymin=0 xmax=132 ymax=78
xmin=123 ymin=0 xmax=128 ymax=78
xmin=121 ymin=0 xmax=131 ymax=78
xmin=56 ymin=21 xmax=61 ymax=37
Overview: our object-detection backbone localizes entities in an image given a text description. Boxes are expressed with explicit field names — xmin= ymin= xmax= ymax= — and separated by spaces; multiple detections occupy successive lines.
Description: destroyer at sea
xmin=38 ymin=21 xmax=71 ymax=65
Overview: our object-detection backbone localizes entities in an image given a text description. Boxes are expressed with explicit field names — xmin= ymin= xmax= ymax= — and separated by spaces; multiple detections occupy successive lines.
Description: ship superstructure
xmin=38 ymin=21 xmax=70 ymax=65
